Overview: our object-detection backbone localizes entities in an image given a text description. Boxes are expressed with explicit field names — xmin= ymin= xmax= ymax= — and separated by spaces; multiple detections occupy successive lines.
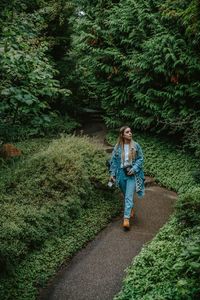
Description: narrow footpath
xmin=39 ymin=118 xmax=177 ymax=300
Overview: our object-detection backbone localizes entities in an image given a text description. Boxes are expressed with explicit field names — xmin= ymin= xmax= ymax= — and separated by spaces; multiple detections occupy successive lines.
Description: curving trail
xmin=39 ymin=118 xmax=177 ymax=300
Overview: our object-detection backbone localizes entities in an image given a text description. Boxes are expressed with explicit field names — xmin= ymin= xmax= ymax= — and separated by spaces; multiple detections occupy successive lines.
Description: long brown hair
xmin=116 ymin=126 xmax=136 ymax=163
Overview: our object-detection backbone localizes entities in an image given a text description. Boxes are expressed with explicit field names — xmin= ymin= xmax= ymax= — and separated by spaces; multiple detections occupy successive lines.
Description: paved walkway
xmin=39 ymin=121 xmax=177 ymax=300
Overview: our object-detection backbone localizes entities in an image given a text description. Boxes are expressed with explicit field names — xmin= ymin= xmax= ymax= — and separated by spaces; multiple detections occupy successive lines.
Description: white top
xmin=120 ymin=144 xmax=130 ymax=167
xmin=124 ymin=144 xmax=129 ymax=165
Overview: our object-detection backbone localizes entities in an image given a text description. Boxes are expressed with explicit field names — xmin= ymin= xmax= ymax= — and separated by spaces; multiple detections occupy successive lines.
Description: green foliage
xmin=0 ymin=135 xmax=112 ymax=272
xmin=72 ymin=0 xmax=200 ymax=156
xmin=0 ymin=114 xmax=79 ymax=142
xmin=160 ymin=0 xmax=200 ymax=43
xmin=175 ymin=189 xmax=200 ymax=227
xmin=114 ymin=220 xmax=200 ymax=300
xmin=106 ymin=130 xmax=200 ymax=300
xmin=0 ymin=0 xmax=200 ymax=298
xmin=0 ymin=1 xmax=75 ymax=141
xmin=0 ymin=14 xmax=66 ymax=118
xmin=1 ymin=130 xmax=200 ymax=299
xmin=0 ymin=195 xmax=121 ymax=300
xmin=192 ymin=169 xmax=200 ymax=183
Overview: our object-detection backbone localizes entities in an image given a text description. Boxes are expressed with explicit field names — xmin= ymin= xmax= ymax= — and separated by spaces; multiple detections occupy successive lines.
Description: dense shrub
xmin=175 ymin=188 xmax=200 ymax=227
xmin=114 ymin=219 xmax=200 ymax=300
xmin=72 ymin=0 xmax=200 ymax=156
xmin=0 ymin=196 xmax=121 ymax=300
xmin=0 ymin=135 xmax=111 ymax=272
xmin=0 ymin=0 xmax=76 ymax=141
xmin=0 ymin=115 xmax=79 ymax=142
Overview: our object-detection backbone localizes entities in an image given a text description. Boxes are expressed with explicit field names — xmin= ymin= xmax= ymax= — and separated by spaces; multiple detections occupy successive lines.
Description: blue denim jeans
xmin=118 ymin=168 xmax=136 ymax=219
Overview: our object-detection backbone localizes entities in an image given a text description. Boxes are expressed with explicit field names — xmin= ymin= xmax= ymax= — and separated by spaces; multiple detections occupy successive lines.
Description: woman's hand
xmin=127 ymin=169 xmax=135 ymax=176
xmin=110 ymin=176 xmax=116 ymax=182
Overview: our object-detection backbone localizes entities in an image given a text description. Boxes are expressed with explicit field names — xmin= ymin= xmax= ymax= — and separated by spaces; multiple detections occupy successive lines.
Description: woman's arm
xmin=131 ymin=143 xmax=144 ymax=174
xmin=109 ymin=146 xmax=118 ymax=177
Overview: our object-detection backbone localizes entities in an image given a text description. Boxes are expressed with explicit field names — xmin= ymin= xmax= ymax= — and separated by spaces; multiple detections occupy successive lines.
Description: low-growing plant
xmin=0 ymin=135 xmax=111 ymax=272
xmin=175 ymin=189 xmax=200 ymax=227
xmin=0 ymin=193 xmax=121 ymax=300
xmin=192 ymin=169 xmax=200 ymax=184
xmin=114 ymin=219 xmax=200 ymax=300
xmin=106 ymin=130 xmax=200 ymax=300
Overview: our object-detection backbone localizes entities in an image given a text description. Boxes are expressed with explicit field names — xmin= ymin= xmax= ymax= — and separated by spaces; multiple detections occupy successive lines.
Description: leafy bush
xmin=175 ymin=189 xmax=200 ymax=227
xmin=0 ymin=135 xmax=111 ymax=272
xmin=72 ymin=0 xmax=200 ymax=156
xmin=114 ymin=219 xmax=200 ymax=300
xmin=0 ymin=0 xmax=75 ymax=141
xmin=0 ymin=196 xmax=121 ymax=300
xmin=0 ymin=114 xmax=79 ymax=143
xmin=192 ymin=169 xmax=200 ymax=183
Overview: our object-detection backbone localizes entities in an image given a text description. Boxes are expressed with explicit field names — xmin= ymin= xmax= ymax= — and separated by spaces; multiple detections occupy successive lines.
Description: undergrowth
xmin=0 ymin=195 xmax=121 ymax=300
xmin=0 ymin=135 xmax=121 ymax=299
xmin=107 ymin=131 xmax=200 ymax=300
xmin=1 ymin=131 xmax=200 ymax=299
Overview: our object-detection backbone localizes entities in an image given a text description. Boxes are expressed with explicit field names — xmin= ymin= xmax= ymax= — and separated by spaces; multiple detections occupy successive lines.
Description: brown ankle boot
xmin=130 ymin=208 xmax=134 ymax=218
xmin=123 ymin=218 xmax=130 ymax=230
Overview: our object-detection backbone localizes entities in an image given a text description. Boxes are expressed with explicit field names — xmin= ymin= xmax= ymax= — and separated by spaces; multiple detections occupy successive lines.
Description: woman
xmin=109 ymin=126 xmax=145 ymax=230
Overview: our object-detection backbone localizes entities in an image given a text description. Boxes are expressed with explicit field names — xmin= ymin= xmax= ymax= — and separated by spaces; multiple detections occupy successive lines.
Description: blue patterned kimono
xmin=109 ymin=141 xmax=145 ymax=198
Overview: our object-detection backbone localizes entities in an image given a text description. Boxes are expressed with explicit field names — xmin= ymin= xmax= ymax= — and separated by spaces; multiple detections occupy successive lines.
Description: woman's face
xmin=123 ymin=127 xmax=132 ymax=141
